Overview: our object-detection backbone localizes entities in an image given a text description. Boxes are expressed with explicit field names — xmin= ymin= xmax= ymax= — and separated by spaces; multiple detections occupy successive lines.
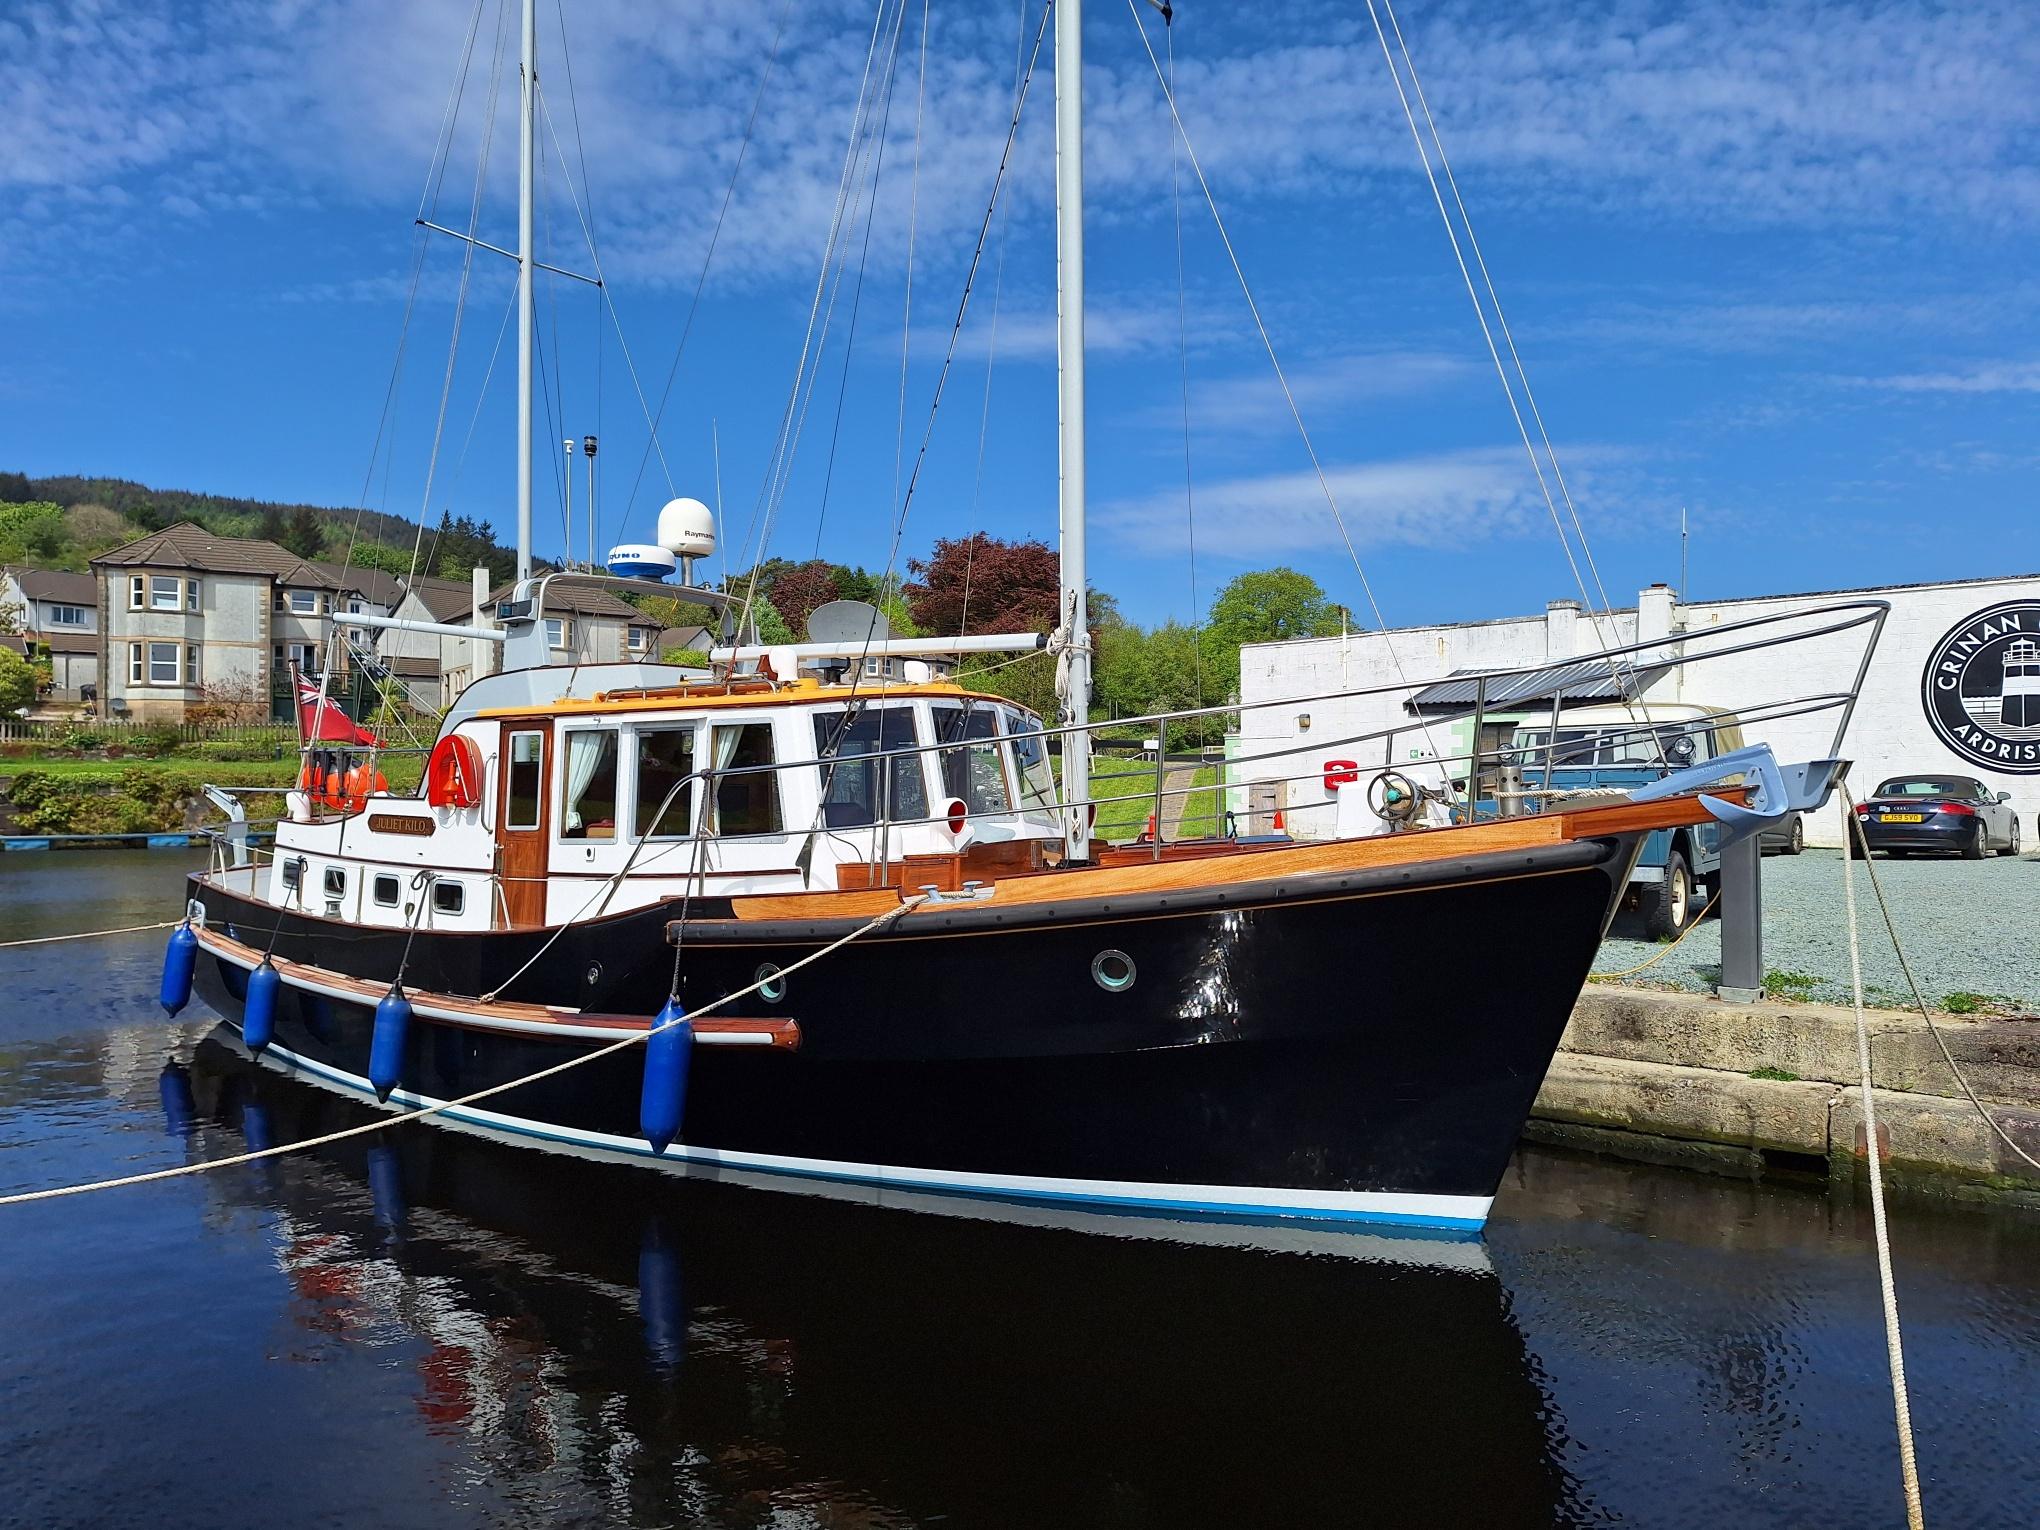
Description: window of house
xmin=186 ymin=579 xmax=200 ymax=611
xmin=932 ymin=703 xmax=1012 ymax=813
xmin=710 ymin=722 xmax=783 ymax=836
xmin=506 ymin=731 xmax=544 ymax=830
xmin=186 ymin=645 xmax=200 ymax=686
xmin=148 ymin=642 xmax=180 ymax=685
xmin=128 ymin=643 xmax=143 ymax=684
xmin=545 ymin=617 xmax=575 ymax=649
xmin=287 ymin=589 xmax=319 ymax=614
xmin=432 ymin=880 xmax=466 ymax=916
xmin=372 ymin=873 xmax=400 ymax=907
xmin=150 ymin=575 xmax=182 ymax=610
xmin=47 ymin=605 xmax=87 ymax=627
xmin=627 ymin=626 xmax=647 ymax=652
xmin=129 ymin=575 xmax=146 ymax=610
xmin=812 ymin=706 xmax=927 ymax=828
xmin=634 ymin=726 xmax=697 ymax=838
xmin=560 ymin=730 xmax=619 ymax=840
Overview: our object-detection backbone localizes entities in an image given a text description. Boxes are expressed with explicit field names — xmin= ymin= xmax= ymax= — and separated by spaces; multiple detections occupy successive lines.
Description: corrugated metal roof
xmin=1406 ymin=658 xmax=1667 ymax=712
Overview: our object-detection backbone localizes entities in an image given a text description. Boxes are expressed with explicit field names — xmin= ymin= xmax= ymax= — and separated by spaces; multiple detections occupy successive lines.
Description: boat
xmin=167 ymin=0 xmax=1871 ymax=1234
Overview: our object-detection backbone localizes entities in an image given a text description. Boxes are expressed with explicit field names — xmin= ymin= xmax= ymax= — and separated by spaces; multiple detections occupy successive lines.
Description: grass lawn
xmin=1089 ymin=762 xmax=1225 ymax=842
xmin=0 ymin=753 xmax=425 ymax=793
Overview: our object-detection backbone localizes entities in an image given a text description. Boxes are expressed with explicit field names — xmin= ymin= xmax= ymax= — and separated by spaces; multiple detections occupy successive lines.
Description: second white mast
xmin=515 ymin=0 xmax=536 ymax=583
xmin=1055 ymin=0 xmax=1092 ymax=863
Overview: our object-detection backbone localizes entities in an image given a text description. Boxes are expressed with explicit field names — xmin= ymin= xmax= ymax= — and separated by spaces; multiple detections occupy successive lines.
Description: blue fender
xmin=242 ymin=959 xmax=281 ymax=1054
xmin=159 ymin=923 xmax=198 ymax=1017
xmin=640 ymin=998 xmax=693 ymax=1154
xmin=369 ymin=988 xmax=413 ymax=1103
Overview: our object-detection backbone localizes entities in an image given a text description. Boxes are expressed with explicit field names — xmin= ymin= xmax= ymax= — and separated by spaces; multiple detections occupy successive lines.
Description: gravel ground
xmin=1594 ymin=848 xmax=2040 ymax=1013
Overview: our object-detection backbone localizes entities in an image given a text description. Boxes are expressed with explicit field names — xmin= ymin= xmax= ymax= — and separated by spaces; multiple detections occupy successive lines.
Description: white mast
xmin=1055 ymin=0 xmax=1092 ymax=864
xmin=515 ymin=0 xmax=536 ymax=584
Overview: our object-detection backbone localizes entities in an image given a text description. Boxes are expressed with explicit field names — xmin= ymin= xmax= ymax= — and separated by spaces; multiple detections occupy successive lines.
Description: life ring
xmin=425 ymin=733 xmax=484 ymax=810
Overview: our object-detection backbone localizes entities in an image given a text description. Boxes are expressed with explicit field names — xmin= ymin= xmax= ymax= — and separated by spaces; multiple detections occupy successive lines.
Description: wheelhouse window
xmin=506 ymin=731 xmax=544 ymax=830
xmin=1001 ymin=707 xmax=1058 ymax=812
xmin=560 ymin=730 xmax=619 ymax=840
xmin=710 ymin=722 xmax=783 ymax=836
xmin=812 ymin=705 xmax=926 ymax=828
xmin=932 ymin=703 xmax=1012 ymax=813
xmin=634 ymin=726 xmax=698 ymax=838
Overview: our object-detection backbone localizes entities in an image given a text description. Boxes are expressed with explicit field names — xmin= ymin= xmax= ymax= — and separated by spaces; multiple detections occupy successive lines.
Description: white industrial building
xmin=1234 ymin=573 xmax=2040 ymax=849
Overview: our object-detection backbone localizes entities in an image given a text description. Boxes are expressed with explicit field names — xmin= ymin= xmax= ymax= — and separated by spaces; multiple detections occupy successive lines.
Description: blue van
xmin=1506 ymin=704 xmax=1746 ymax=939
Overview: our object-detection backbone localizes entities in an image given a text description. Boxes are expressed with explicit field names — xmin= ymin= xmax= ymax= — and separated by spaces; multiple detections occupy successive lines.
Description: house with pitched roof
xmin=1 ymin=565 xmax=101 ymax=703
xmin=90 ymin=523 xmax=367 ymax=720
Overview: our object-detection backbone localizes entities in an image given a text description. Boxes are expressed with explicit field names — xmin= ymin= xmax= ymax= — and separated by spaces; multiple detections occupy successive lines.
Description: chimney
xmin=1637 ymin=583 xmax=1677 ymax=645
xmin=1545 ymin=598 xmax=1580 ymax=659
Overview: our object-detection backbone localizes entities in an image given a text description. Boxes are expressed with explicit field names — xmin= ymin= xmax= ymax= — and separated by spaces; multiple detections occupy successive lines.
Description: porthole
xmin=322 ymin=866 xmax=347 ymax=898
xmin=431 ymin=880 xmax=465 ymax=916
xmin=1091 ymin=949 xmax=1136 ymax=993
xmin=754 ymin=963 xmax=786 ymax=1003
xmin=372 ymin=874 xmax=400 ymax=907
xmin=281 ymin=859 xmax=303 ymax=891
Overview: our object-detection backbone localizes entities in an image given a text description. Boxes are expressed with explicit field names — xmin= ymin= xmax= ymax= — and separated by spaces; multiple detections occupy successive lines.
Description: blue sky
xmin=3 ymin=0 xmax=2038 ymax=629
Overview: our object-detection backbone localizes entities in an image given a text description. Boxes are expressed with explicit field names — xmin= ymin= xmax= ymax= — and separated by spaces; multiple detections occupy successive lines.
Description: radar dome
xmin=657 ymin=497 xmax=716 ymax=560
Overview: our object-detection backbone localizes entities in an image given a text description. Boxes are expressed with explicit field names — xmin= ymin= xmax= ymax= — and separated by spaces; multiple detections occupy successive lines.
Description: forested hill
xmin=0 ymin=469 xmax=516 ymax=581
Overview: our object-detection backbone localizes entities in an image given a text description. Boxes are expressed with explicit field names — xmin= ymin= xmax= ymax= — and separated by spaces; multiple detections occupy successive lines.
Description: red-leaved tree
xmin=906 ymin=533 xmax=1061 ymax=635
xmin=768 ymin=561 xmax=844 ymax=638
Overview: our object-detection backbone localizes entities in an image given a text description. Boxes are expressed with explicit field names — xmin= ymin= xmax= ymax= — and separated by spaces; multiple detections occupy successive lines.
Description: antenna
xmin=1680 ymin=506 xmax=1689 ymax=602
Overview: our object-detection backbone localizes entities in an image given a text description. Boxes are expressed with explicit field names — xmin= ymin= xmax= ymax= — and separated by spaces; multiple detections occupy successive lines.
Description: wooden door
xmin=497 ymin=721 xmax=552 ymax=927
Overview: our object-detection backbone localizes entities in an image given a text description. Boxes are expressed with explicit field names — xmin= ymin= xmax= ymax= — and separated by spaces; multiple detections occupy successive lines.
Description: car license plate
xmin=1881 ymin=812 xmax=1925 ymax=823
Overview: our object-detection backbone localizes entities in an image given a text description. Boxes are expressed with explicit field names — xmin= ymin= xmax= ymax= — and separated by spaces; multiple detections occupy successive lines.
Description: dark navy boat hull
xmin=187 ymin=832 xmax=1638 ymax=1229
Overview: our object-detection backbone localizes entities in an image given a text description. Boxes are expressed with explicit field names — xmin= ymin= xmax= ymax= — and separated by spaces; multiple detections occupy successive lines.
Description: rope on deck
xmin=0 ymin=894 xmax=929 ymax=1209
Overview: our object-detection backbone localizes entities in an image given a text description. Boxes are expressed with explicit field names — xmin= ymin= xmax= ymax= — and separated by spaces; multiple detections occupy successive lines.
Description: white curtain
xmin=562 ymin=732 xmax=607 ymax=831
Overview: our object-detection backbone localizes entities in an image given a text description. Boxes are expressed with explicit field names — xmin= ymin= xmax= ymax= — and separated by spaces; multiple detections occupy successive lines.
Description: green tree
xmin=1201 ymin=567 xmax=1342 ymax=701
xmin=281 ymin=505 xmax=326 ymax=559
xmin=0 ymin=501 xmax=69 ymax=564
xmin=258 ymin=505 xmax=288 ymax=544
xmin=0 ymin=647 xmax=40 ymax=717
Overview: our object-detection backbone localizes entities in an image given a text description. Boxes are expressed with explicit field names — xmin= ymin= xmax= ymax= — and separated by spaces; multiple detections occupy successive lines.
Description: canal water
xmin=4 ymin=851 xmax=2039 ymax=1528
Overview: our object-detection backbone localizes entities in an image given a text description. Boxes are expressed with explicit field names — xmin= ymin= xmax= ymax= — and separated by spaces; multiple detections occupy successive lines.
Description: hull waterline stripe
xmin=254 ymin=1038 xmax=1492 ymax=1232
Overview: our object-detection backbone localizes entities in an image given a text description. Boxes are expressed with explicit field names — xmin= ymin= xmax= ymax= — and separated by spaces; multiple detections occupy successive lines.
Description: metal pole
xmin=584 ymin=434 xmax=598 ymax=570
xmin=562 ymin=438 xmax=575 ymax=567
xmin=1054 ymin=0 xmax=1091 ymax=865
xmin=515 ymin=0 xmax=536 ymax=585
xmin=1467 ymin=676 xmax=1487 ymax=823
xmin=1716 ymin=832 xmax=1763 ymax=1003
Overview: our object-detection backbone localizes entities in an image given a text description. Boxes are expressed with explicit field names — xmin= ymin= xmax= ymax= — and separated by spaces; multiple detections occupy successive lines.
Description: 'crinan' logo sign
xmin=1921 ymin=601 xmax=2040 ymax=774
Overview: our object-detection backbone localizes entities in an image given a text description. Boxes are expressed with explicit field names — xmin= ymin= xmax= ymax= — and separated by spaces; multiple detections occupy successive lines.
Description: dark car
xmin=1760 ymin=810 xmax=1805 ymax=855
xmin=1849 ymin=774 xmax=2021 ymax=859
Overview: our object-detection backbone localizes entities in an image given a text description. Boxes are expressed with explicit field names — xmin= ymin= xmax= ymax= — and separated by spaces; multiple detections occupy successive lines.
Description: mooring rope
xmin=1838 ymin=790 xmax=1927 ymax=1528
xmin=0 ymin=920 xmax=180 ymax=950
xmin=0 ymin=894 xmax=928 ymax=1209
xmin=1587 ymin=887 xmax=1721 ymax=980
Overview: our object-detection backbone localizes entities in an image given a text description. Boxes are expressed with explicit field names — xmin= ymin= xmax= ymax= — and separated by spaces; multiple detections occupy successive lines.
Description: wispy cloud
xmin=1096 ymin=443 xmax=1637 ymax=560
xmin=1838 ymin=360 xmax=2040 ymax=394
xmin=9 ymin=0 xmax=2040 ymax=295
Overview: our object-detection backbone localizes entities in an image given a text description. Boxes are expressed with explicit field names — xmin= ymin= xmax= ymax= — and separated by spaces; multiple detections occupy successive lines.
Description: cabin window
xmin=1002 ymin=708 xmax=1058 ymax=812
xmin=634 ymin=726 xmax=698 ymax=838
xmin=932 ymin=703 xmax=1012 ymax=814
xmin=281 ymin=859 xmax=303 ymax=891
xmin=506 ymin=731 xmax=544 ymax=829
xmin=560 ymin=730 xmax=620 ymax=839
xmin=812 ymin=706 xmax=927 ymax=828
xmin=372 ymin=873 xmax=400 ymax=907
xmin=432 ymin=880 xmax=465 ymax=916
xmin=710 ymin=722 xmax=783 ymax=837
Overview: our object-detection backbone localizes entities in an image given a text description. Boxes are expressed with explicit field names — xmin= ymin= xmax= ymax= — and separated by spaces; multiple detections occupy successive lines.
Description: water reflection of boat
xmin=186 ymin=1039 xmax=1575 ymax=1527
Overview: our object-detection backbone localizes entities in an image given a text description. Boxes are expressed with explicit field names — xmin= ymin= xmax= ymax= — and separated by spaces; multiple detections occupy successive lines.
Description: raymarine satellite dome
xmin=657 ymin=497 xmax=716 ymax=560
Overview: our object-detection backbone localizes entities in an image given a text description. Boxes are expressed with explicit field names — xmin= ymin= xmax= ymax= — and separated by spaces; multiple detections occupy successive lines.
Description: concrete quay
xmin=1530 ymin=986 xmax=2040 ymax=1206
